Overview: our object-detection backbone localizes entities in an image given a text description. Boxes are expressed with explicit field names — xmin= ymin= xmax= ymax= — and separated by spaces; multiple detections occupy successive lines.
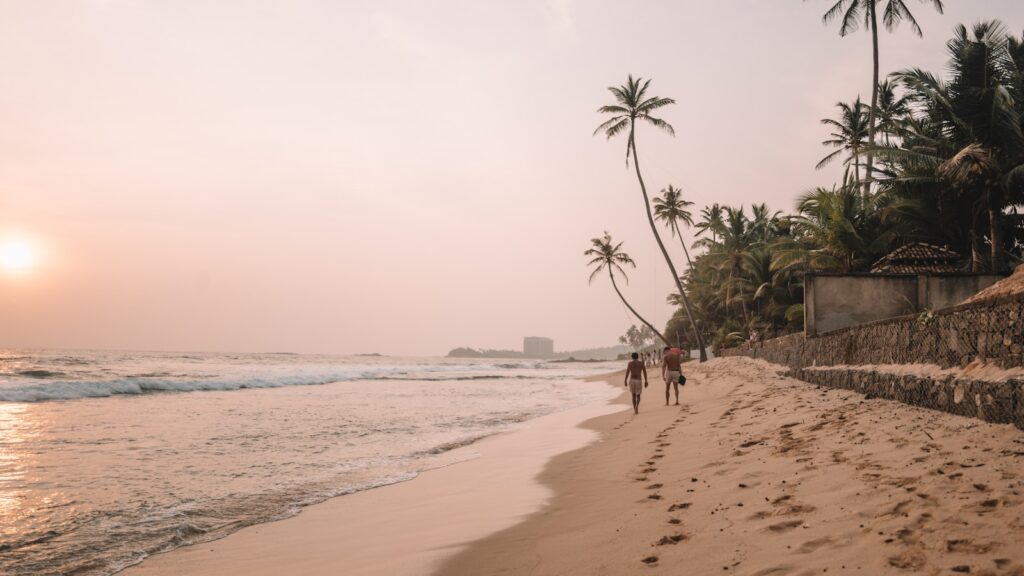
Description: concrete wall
xmin=805 ymin=274 xmax=1002 ymax=336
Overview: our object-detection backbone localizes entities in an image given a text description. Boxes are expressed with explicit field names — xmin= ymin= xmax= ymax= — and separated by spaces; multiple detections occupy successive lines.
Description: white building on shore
xmin=523 ymin=336 xmax=554 ymax=358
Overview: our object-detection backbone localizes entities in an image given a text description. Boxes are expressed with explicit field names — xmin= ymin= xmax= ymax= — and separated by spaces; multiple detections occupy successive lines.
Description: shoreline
xmin=121 ymin=358 xmax=1024 ymax=575
xmin=119 ymin=372 xmax=627 ymax=576
xmin=438 ymin=357 xmax=1024 ymax=575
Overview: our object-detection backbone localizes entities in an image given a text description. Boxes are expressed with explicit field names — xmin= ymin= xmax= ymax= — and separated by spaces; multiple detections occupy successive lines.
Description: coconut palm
xmin=817 ymin=98 xmax=871 ymax=188
xmin=585 ymin=232 xmax=668 ymax=345
xmin=595 ymin=75 xmax=707 ymax=361
xmin=875 ymin=79 xmax=912 ymax=146
xmin=887 ymin=21 xmax=1024 ymax=271
xmin=695 ymin=204 xmax=725 ymax=244
xmin=812 ymin=0 xmax=945 ymax=194
xmin=653 ymin=185 xmax=696 ymax=268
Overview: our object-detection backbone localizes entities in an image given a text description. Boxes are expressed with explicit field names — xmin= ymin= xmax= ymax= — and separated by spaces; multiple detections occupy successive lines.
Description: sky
xmin=1 ymin=0 xmax=1023 ymax=356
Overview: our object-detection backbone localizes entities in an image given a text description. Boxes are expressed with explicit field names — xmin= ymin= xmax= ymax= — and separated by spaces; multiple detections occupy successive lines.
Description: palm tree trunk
xmin=865 ymin=1 xmax=879 ymax=201
xmin=989 ymin=202 xmax=1004 ymax=273
xmin=674 ymin=222 xmax=695 ymax=269
xmin=629 ymin=125 xmax=708 ymax=361
xmin=970 ymin=226 xmax=983 ymax=272
xmin=609 ymin=269 xmax=668 ymax=346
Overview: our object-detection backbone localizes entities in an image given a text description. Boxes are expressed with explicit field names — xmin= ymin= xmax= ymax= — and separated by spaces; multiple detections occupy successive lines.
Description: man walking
xmin=662 ymin=346 xmax=683 ymax=406
xmin=624 ymin=352 xmax=648 ymax=414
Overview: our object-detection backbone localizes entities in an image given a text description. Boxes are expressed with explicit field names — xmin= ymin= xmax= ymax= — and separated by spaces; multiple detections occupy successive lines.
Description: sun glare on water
xmin=0 ymin=240 xmax=36 ymax=274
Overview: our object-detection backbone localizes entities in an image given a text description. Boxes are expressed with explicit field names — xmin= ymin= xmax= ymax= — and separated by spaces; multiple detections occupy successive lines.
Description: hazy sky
xmin=1 ymin=1 xmax=1022 ymax=356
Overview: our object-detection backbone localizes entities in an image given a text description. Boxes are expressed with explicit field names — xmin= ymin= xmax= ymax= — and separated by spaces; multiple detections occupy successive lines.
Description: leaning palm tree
xmin=595 ymin=75 xmax=707 ymax=361
xmin=817 ymin=98 xmax=871 ymax=189
xmin=585 ymin=233 xmax=668 ymax=345
xmin=812 ymin=0 xmax=945 ymax=194
xmin=653 ymin=185 xmax=696 ymax=268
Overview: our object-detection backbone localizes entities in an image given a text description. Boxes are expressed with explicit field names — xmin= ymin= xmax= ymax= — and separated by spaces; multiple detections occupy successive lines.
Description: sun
xmin=0 ymin=241 xmax=36 ymax=274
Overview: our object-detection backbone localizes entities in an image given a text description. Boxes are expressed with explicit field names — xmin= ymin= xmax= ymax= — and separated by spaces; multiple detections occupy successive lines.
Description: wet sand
xmin=120 ymin=380 xmax=622 ymax=576
xmin=440 ymin=357 xmax=1024 ymax=576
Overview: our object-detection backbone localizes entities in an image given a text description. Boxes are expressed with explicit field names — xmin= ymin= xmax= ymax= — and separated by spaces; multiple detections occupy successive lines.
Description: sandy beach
xmin=119 ymin=357 xmax=1024 ymax=576
xmin=443 ymin=358 xmax=1024 ymax=576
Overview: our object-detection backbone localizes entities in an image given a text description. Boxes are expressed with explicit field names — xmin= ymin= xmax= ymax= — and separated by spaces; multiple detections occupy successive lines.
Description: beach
xmin=122 ymin=357 xmax=1024 ymax=575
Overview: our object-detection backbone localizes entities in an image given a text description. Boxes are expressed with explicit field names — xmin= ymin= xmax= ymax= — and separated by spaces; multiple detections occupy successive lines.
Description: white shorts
xmin=629 ymin=378 xmax=644 ymax=395
xmin=665 ymin=370 xmax=681 ymax=384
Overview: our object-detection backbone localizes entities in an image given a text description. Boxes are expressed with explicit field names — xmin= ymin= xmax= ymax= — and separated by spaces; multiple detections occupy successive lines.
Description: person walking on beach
xmin=662 ymin=346 xmax=683 ymax=406
xmin=624 ymin=352 xmax=648 ymax=414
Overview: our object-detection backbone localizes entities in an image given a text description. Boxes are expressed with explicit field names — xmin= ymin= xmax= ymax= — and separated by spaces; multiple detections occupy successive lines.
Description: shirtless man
xmin=662 ymin=346 xmax=683 ymax=406
xmin=624 ymin=352 xmax=648 ymax=415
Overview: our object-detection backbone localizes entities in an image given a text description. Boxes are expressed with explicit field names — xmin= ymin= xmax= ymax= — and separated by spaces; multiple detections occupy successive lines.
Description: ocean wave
xmin=0 ymin=363 xmax=559 ymax=403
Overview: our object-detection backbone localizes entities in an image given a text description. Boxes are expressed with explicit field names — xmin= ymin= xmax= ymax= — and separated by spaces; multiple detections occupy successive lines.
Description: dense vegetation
xmin=589 ymin=16 xmax=1024 ymax=355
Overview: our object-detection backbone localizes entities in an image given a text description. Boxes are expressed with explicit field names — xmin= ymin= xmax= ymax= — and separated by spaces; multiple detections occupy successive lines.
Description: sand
xmin=121 ymin=358 xmax=1024 ymax=576
xmin=441 ymin=358 xmax=1024 ymax=576
xmin=963 ymin=264 xmax=1024 ymax=304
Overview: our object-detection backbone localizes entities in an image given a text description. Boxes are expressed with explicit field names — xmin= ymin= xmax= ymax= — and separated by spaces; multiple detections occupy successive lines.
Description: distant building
xmin=523 ymin=336 xmax=554 ymax=358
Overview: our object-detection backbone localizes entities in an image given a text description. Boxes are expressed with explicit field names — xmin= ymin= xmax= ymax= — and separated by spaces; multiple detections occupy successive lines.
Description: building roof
xmin=870 ymin=242 xmax=963 ymax=274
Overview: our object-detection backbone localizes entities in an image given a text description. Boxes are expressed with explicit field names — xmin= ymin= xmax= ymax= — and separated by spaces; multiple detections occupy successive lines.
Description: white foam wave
xmin=0 ymin=361 xmax=552 ymax=403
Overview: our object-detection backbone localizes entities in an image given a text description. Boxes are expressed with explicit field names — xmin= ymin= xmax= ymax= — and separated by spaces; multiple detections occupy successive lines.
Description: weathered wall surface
xmin=925 ymin=275 xmax=1002 ymax=310
xmin=723 ymin=292 xmax=1024 ymax=428
xmin=805 ymin=274 xmax=1003 ymax=336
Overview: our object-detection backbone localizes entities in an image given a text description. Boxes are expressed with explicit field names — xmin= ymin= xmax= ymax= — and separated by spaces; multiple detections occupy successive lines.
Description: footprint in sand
xmin=647 ymin=493 xmax=663 ymax=500
xmin=766 ymin=520 xmax=803 ymax=533
xmin=668 ymin=518 xmax=681 ymax=525
xmin=655 ymin=534 xmax=687 ymax=546
xmin=647 ymin=483 xmax=663 ymax=490
xmin=946 ymin=539 xmax=994 ymax=554
xmin=751 ymin=567 xmax=794 ymax=576
xmin=887 ymin=550 xmax=927 ymax=570
xmin=641 ymin=555 xmax=659 ymax=565
xmin=643 ymin=467 xmax=657 ymax=473
xmin=667 ymin=502 xmax=692 ymax=512
xmin=796 ymin=537 xmax=834 ymax=553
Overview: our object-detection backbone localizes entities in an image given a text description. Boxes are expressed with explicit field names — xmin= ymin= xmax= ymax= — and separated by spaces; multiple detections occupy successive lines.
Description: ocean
xmin=0 ymin=349 xmax=619 ymax=575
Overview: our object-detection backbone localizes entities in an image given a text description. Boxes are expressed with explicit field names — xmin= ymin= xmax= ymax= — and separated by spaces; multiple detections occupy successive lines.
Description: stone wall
xmin=721 ymin=292 xmax=1024 ymax=429
xmin=725 ymin=292 xmax=1024 ymax=369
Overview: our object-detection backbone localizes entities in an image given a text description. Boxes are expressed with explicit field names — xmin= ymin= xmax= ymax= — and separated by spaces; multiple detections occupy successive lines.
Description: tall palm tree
xmin=585 ymin=233 xmax=668 ymax=345
xmin=653 ymin=185 xmax=696 ymax=268
xmin=817 ymin=98 xmax=871 ymax=188
xmin=875 ymin=79 xmax=912 ymax=146
xmin=595 ymin=75 xmax=707 ymax=361
xmin=695 ymin=204 xmax=725 ymax=244
xmin=813 ymin=0 xmax=945 ymax=195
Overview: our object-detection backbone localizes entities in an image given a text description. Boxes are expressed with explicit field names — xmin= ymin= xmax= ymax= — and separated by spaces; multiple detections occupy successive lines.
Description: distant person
xmin=624 ymin=352 xmax=648 ymax=414
xmin=662 ymin=346 xmax=683 ymax=406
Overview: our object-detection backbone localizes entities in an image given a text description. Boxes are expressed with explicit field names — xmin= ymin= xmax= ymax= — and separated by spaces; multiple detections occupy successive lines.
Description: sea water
xmin=0 ymin=350 xmax=619 ymax=575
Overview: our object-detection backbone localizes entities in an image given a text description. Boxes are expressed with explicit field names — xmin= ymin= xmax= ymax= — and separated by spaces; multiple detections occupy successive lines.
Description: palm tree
xmin=875 ymin=79 xmax=911 ymax=146
xmin=813 ymin=0 xmax=945 ymax=194
xmin=695 ymin=204 xmax=725 ymax=244
xmin=887 ymin=21 xmax=1024 ymax=271
xmin=585 ymin=233 xmax=668 ymax=345
xmin=653 ymin=185 xmax=696 ymax=268
xmin=817 ymin=98 xmax=871 ymax=189
xmin=595 ymin=75 xmax=707 ymax=361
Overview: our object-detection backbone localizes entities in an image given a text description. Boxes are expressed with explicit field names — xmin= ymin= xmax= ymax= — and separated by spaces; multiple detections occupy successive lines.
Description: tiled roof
xmin=870 ymin=242 xmax=963 ymax=274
